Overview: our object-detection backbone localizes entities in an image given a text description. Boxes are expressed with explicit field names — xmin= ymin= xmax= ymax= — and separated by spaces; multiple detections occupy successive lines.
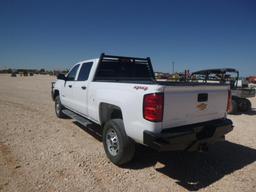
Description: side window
xmin=66 ymin=65 xmax=79 ymax=81
xmin=77 ymin=62 xmax=93 ymax=81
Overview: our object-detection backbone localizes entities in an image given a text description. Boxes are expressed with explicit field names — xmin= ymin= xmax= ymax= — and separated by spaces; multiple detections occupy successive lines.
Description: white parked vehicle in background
xmin=52 ymin=53 xmax=233 ymax=165
xmin=191 ymin=68 xmax=255 ymax=114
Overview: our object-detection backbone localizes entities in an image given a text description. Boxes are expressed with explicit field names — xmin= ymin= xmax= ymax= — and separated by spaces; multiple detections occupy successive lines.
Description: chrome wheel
xmin=106 ymin=128 xmax=119 ymax=156
xmin=55 ymin=100 xmax=60 ymax=115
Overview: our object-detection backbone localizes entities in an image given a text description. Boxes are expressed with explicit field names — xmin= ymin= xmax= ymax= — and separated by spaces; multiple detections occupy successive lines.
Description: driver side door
xmin=61 ymin=64 xmax=80 ymax=110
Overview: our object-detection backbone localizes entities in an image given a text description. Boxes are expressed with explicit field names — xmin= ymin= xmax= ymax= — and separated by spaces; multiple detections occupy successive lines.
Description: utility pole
xmin=172 ymin=61 xmax=175 ymax=74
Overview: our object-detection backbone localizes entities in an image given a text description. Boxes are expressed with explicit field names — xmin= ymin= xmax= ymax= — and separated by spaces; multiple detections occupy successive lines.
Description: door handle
xmin=81 ymin=86 xmax=86 ymax=90
xmin=68 ymin=85 xmax=72 ymax=88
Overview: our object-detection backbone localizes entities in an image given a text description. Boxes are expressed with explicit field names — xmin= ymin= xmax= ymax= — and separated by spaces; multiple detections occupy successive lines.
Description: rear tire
xmin=238 ymin=98 xmax=250 ymax=112
xmin=244 ymin=99 xmax=252 ymax=111
xmin=103 ymin=119 xmax=135 ymax=165
xmin=55 ymin=95 xmax=66 ymax=118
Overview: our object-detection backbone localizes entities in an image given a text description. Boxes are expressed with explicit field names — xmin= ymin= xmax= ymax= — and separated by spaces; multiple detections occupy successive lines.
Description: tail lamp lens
xmin=143 ymin=93 xmax=164 ymax=122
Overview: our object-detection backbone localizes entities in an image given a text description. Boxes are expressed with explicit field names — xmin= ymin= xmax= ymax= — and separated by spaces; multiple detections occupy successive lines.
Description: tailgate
xmin=162 ymin=85 xmax=229 ymax=129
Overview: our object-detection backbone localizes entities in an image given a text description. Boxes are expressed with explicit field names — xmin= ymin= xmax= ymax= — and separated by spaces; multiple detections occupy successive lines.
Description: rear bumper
xmin=143 ymin=118 xmax=233 ymax=151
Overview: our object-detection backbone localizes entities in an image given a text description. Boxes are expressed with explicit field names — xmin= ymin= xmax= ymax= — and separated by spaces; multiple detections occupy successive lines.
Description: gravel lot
xmin=0 ymin=74 xmax=256 ymax=192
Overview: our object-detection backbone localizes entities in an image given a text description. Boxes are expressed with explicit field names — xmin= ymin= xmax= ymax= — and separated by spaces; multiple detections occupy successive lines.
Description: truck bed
xmin=157 ymin=81 xmax=225 ymax=86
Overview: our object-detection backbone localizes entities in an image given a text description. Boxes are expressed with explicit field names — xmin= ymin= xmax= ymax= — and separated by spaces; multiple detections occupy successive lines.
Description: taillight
xmin=227 ymin=89 xmax=232 ymax=112
xmin=143 ymin=93 xmax=164 ymax=122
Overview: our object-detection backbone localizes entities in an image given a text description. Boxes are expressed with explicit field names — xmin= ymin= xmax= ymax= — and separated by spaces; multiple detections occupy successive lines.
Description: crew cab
xmin=52 ymin=53 xmax=233 ymax=165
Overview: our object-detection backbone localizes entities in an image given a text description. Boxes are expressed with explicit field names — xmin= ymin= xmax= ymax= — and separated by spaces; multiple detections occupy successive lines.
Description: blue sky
xmin=0 ymin=0 xmax=255 ymax=76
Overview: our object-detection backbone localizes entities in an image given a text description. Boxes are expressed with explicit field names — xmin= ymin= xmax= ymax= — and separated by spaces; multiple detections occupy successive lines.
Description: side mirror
xmin=57 ymin=73 xmax=66 ymax=80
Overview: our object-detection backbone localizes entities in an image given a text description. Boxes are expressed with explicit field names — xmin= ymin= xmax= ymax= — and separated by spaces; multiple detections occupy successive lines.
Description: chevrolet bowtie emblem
xmin=196 ymin=103 xmax=207 ymax=111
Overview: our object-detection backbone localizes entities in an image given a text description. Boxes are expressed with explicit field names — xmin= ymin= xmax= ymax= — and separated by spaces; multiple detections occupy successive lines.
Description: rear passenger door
xmin=72 ymin=62 xmax=93 ymax=116
xmin=61 ymin=64 xmax=80 ymax=109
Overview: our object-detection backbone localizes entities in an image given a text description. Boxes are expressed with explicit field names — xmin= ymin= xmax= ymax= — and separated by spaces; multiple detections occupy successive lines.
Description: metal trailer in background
xmin=191 ymin=68 xmax=255 ymax=114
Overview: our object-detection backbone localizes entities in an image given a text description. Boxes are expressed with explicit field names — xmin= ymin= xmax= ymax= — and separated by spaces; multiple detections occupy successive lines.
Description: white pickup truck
xmin=52 ymin=53 xmax=233 ymax=165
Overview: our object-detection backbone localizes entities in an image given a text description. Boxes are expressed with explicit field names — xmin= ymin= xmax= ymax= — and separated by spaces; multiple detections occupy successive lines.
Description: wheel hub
xmin=106 ymin=128 xmax=119 ymax=156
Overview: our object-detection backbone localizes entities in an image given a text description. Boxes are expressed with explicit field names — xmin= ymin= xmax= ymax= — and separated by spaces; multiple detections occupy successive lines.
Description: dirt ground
xmin=0 ymin=74 xmax=255 ymax=192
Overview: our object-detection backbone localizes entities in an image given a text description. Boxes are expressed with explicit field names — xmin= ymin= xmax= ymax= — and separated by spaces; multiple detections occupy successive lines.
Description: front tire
xmin=103 ymin=119 xmax=135 ymax=165
xmin=55 ymin=95 xmax=66 ymax=118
